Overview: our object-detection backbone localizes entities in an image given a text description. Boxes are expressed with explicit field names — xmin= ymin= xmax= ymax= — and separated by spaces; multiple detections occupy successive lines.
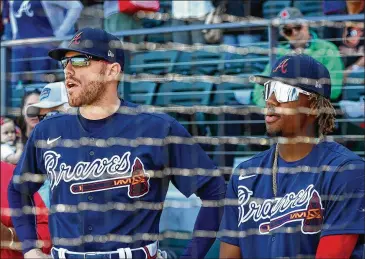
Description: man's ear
xmin=108 ymin=62 xmax=122 ymax=79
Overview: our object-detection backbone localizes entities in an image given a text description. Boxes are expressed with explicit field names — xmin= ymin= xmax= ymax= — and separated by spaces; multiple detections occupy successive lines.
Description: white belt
xmin=51 ymin=241 xmax=158 ymax=259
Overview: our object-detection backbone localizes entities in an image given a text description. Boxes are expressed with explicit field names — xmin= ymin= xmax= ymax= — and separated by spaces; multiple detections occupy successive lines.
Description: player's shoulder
xmin=33 ymin=112 xmax=76 ymax=132
xmin=236 ymin=145 xmax=275 ymax=169
xmin=318 ymin=141 xmax=364 ymax=166
xmin=123 ymin=101 xmax=181 ymax=128
xmin=124 ymin=101 xmax=175 ymax=121
xmin=230 ymin=145 xmax=275 ymax=182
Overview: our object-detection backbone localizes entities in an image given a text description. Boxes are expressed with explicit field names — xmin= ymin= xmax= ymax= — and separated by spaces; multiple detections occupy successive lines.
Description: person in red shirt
xmin=1 ymin=161 xmax=51 ymax=259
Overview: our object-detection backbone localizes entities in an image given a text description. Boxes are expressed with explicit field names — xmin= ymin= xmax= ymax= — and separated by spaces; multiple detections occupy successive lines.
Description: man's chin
xmin=266 ymin=130 xmax=283 ymax=138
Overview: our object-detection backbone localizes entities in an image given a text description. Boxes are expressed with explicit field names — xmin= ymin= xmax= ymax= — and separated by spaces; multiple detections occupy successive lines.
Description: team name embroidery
xmin=44 ymin=151 xmax=150 ymax=197
xmin=238 ymin=184 xmax=324 ymax=234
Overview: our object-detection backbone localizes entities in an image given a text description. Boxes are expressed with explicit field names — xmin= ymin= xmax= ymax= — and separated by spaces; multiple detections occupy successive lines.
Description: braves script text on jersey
xmin=219 ymin=141 xmax=364 ymax=258
xmin=9 ymin=101 xmax=226 ymax=255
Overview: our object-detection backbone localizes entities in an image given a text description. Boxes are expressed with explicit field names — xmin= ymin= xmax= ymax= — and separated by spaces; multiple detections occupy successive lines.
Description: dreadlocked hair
xmin=308 ymin=93 xmax=336 ymax=137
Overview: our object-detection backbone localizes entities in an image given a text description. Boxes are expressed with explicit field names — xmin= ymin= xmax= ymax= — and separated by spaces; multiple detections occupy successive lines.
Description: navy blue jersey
xmin=10 ymin=101 xmax=220 ymax=253
xmin=219 ymin=142 xmax=365 ymax=258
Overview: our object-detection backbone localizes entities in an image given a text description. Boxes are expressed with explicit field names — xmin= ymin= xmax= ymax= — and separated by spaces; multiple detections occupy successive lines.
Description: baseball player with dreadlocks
xmin=219 ymin=54 xmax=364 ymax=258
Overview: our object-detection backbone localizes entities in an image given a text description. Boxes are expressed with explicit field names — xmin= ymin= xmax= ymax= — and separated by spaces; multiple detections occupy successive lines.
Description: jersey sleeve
xmin=218 ymin=174 xmax=240 ymax=246
xmin=164 ymin=120 xmax=217 ymax=198
xmin=321 ymin=160 xmax=365 ymax=236
xmin=11 ymin=128 xmax=45 ymax=195
xmin=8 ymin=128 xmax=46 ymax=254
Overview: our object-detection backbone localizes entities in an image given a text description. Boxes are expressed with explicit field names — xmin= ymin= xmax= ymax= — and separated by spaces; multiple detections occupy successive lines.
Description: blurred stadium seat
xmin=174 ymin=51 xmax=223 ymax=75
xmin=212 ymin=82 xmax=253 ymax=105
xmin=155 ymin=81 xmax=213 ymax=106
xmin=131 ymin=50 xmax=179 ymax=75
xmin=155 ymin=81 xmax=213 ymax=135
xmin=343 ymin=69 xmax=365 ymax=101
xmin=129 ymin=81 xmax=158 ymax=105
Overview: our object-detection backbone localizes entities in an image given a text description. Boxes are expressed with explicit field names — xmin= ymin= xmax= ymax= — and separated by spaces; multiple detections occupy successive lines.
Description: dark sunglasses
xmin=37 ymin=111 xmax=60 ymax=121
xmin=60 ymin=55 xmax=106 ymax=69
xmin=282 ymin=25 xmax=303 ymax=37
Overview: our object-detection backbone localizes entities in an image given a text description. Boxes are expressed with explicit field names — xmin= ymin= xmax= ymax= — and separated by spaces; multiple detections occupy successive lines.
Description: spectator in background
xmin=171 ymin=1 xmax=214 ymax=45
xmin=0 ymin=117 xmax=23 ymax=165
xmin=252 ymin=7 xmax=344 ymax=107
xmin=7 ymin=0 xmax=83 ymax=85
xmin=77 ymin=0 xmax=103 ymax=30
xmin=104 ymin=1 xmax=143 ymax=43
xmin=26 ymin=81 xmax=70 ymax=122
xmin=211 ymin=0 xmax=264 ymax=60
xmin=16 ymin=89 xmax=40 ymax=145
xmin=322 ymin=0 xmax=348 ymax=47
xmin=1 ymin=161 xmax=51 ymax=259
xmin=24 ymin=82 xmax=70 ymax=209
xmin=340 ymin=0 xmax=364 ymax=82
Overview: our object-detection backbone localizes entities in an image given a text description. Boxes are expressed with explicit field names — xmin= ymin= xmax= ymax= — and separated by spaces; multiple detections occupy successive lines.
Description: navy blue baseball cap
xmin=49 ymin=28 xmax=125 ymax=70
xmin=252 ymin=54 xmax=331 ymax=99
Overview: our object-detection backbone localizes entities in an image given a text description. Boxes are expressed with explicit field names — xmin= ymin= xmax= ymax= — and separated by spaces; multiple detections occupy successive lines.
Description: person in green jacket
xmin=253 ymin=7 xmax=344 ymax=107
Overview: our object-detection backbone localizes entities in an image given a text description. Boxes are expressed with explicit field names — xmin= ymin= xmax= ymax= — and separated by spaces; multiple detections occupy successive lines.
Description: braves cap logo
xmin=69 ymin=32 xmax=83 ymax=46
xmin=273 ymin=58 xmax=290 ymax=74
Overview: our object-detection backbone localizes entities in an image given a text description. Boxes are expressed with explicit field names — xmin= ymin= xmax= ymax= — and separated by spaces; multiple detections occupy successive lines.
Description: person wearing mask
xmin=16 ymin=89 xmax=41 ymax=145
xmin=26 ymin=81 xmax=70 ymax=122
xmin=24 ymin=81 xmax=70 ymax=209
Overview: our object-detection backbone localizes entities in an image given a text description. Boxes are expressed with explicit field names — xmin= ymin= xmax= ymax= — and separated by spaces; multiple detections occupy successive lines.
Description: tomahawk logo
xmin=70 ymin=157 xmax=150 ymax=198
xmin=259 ymin=191 xmax=324 ymax=234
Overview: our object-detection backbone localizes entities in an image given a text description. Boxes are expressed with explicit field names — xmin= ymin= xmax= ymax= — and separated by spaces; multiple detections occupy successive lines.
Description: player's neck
xmin=79 ymin=93 xmax=121 ymax=120
xmin=278 ymin=142 xmax=315 ymax=162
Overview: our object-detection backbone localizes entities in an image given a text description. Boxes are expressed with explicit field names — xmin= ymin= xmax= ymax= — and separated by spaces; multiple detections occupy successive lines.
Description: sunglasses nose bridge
xmin=61 ymin=57 xmax=71 ymax=69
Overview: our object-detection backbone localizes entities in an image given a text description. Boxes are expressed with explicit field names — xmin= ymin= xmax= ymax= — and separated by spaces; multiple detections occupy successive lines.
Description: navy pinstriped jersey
xmin=219 ymin=142 xmax=365 ymax=258
xmin=10 ymin=100 xmax=220 ymax=252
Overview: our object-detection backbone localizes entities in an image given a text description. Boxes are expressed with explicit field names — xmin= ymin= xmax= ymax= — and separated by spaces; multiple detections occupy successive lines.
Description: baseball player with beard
xmin=8 ymin=28 xmax=226 ymax=259
xmin=219 ymin=54 xmax=364 ymax=259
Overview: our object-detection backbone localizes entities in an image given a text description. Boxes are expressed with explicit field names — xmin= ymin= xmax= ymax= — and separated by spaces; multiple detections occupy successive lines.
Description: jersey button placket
xmin=88 ymin=195 xmax=93 ymax=201
xmin=89 ymin=151 xmax=94 ymax=156
xmin=88 ymin=225 xmax=93 ymax=231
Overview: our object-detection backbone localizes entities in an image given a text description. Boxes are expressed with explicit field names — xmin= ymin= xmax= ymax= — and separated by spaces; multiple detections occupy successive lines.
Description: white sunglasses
xmin=264 ymin=80 xmax=311 ymax=103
